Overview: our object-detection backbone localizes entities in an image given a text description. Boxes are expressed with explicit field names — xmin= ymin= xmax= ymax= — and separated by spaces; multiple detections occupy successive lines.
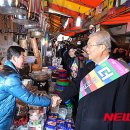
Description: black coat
xmin=59 ymin=61 xmax=95 ymax=102
xmin=59 ymin=60 xmax=130 ymax=130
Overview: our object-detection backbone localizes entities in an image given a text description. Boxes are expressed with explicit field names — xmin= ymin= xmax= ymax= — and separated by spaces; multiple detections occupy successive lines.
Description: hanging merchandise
xmin=19 ymin=39 xmax=28 ymax=56
xmin=13 ymin=0 xmax=28 ymax=25
xmin=125 ymin=0 xmax=130 ymax=7
xmin=120 ymin=0 xmax=127 ymax=6
xmin=108 ymin=0 xmax=115 ymax=9
xmin=45 ymin=33 xmax=49 ymax=48
xmin=114 ymin=0 xmax=127 ymax=7
xmin=31 ymin=38 xmax=42 ymax=71
xmin=0 ymin=0 xmax=27 ymax=15
xmin=95 ymin=4 xmax=102 ymax=19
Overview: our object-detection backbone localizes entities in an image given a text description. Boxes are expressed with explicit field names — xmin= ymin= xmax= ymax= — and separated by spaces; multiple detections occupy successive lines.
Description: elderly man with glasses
xmin=52 ymin=31 xmax=130 ymax=130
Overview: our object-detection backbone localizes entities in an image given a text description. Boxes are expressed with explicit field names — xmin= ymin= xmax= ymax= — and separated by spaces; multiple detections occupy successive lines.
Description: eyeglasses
xmin=86 ymin=44 xmax=103 ymax=48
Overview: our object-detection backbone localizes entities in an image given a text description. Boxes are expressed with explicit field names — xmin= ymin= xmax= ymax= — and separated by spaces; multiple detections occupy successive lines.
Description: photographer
xmin=66 ymin=45 xmax=83 ymax=81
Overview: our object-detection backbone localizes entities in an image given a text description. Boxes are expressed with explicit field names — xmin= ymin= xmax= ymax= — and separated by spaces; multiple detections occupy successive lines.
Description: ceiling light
xmin=48 ymin=8 xmax=71 ymax=17
xmin=75 ymin=15 xmax=81 ymax=27
xmin=63 ymin=18 xmax=69 ymax=29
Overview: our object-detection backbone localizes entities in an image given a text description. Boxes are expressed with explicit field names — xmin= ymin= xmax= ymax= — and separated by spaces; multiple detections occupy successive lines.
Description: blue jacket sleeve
xmin=4 ymin=74 xmax=51 ymax=107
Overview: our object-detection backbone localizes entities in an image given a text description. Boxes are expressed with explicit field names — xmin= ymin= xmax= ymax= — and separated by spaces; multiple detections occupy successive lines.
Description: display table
xmin=11 ymin=68 xmax=75 ymax=130
xmin=12 ymin=106 xmax=75 ymax=130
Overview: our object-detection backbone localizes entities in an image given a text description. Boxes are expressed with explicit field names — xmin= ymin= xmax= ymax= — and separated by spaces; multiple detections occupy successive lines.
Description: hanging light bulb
xmin=41 ymin=37 xmax=45 ymax=46
xmin=63 ymin=18 xmax=69 ymax=29
xmin=75 ymin=6 xmax=81 ymax=27
xmin=75 ymin=15 xmax=81 ymax=27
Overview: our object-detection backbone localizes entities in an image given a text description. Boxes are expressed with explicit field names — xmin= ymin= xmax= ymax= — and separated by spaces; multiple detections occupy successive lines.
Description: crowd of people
xmin=53 ymin=31 xmax=130 ymax=130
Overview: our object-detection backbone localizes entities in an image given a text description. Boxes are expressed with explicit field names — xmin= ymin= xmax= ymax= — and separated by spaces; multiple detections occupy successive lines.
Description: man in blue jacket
xmin=0 ymin=46 xmax=51 ymax=130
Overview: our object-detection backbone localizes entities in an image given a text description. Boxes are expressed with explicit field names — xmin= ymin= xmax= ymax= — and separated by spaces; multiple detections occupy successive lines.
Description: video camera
xmin=75 ymin=48 xmax=83 ymax=57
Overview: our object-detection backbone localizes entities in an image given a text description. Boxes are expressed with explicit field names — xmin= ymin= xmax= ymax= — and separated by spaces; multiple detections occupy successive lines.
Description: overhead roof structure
xmin=102 ymin=12 xmax=130 ymax=25
xmin=44 ymin=0 xmax=130 ymax=37
xmin=45 ymin=0 xmax=103 ymax=35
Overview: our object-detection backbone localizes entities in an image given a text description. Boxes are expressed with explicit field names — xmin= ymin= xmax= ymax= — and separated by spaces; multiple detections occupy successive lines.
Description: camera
xmin=75 ymin=48 xmax=83 ymax=57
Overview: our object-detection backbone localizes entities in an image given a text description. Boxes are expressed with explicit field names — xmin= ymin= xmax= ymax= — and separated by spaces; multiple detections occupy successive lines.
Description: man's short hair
xmin=89 ymin=31 xmax=111 ymax=52
xmin=7 ymin=46 xmax=25 ymax=60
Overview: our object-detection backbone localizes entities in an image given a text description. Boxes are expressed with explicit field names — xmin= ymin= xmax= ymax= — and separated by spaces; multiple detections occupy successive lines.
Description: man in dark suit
xmin=52 ymin=31 xmax=130 ymax=130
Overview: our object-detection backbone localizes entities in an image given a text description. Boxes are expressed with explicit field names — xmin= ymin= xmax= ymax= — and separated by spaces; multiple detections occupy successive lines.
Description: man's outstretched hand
xmin=51 ymin=95 xmax=62 ymax=108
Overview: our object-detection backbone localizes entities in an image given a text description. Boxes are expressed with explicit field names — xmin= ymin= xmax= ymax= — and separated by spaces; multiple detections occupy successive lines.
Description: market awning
xmin=68 ymin=0 xmax=103 ymax=8
xmin=46 ymin=0 xmax=103 ymax=33
xmin=61 ymin=26 xmax=85 ymax=36
xmin=47 ymin=0 xmax=103 ymax=17
xmin=101 ymin=12 xmax=130 ymax=25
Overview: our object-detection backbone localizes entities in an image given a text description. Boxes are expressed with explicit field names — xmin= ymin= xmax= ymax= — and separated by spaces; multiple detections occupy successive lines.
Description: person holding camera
xmin=66 ymin=45 xmax=83 ymax=81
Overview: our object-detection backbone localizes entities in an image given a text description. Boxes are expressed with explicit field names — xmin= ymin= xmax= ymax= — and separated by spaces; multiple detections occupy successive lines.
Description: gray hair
xmin=89 ymin=31 xmax=111 ymax=52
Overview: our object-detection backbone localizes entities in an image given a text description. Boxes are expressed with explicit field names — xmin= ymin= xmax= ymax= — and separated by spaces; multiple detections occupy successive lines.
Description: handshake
xmin=51 ymin=95 xmax=62 ymax=108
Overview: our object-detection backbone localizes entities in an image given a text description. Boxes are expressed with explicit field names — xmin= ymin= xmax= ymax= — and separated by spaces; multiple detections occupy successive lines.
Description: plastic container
xmin=66 ymin=107 xmax=73 ymax=118
xmin=65 ymin=122 xmax=73 ymax=130
xmin=51 ymin=105 xmax=59 ymax=114
xmin=48 ymin=113 xmax=57 ymax=121
xmin=45 ymin=120 xmax=56 ymax=130
xmin=57 ymin=122 xmax=65 ymax=130
xmin=28 ymin=124 xmax=44 ymax=130
xmin=56 ymin=118 xmax=65 ymax=129
xmin=28 ymin=107 xmax=45 ymax=130
xmin=65 ymin=118 xmax=74 ymax=130
xmin=58 ymin=108 xmax=67 ymax=120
